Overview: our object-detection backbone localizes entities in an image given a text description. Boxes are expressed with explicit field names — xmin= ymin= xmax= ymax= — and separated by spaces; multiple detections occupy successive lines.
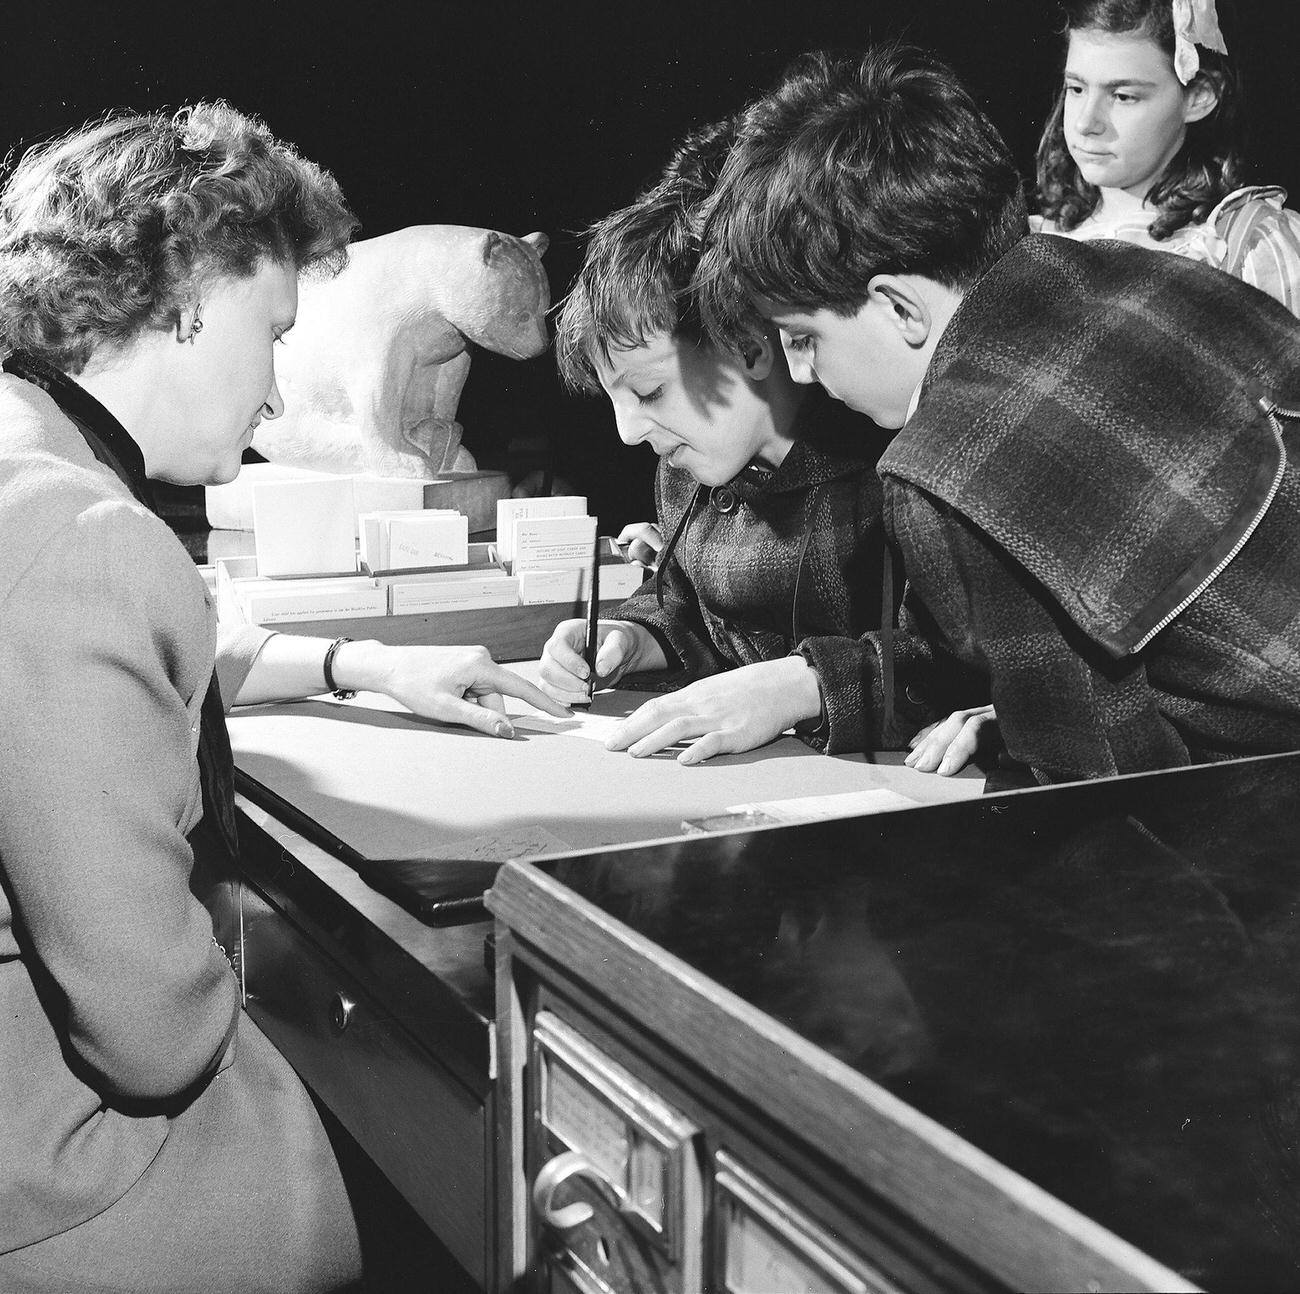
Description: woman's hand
xmin=617 ymin=522 xmax=664 ymax=570
xmin=904 ymin=704 xmax=999 ymax=776
xmin=607 ymin=656 xmax=823 ymax=766
xmin=538 ymin=618 xmax=666 ymax=705
xmin=347 ymin=642 xmax=568 ymax=738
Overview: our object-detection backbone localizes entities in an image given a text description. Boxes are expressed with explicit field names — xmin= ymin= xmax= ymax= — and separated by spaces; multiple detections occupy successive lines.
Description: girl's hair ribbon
xmin=1172 ymin=0 xmax=1229 ymax=85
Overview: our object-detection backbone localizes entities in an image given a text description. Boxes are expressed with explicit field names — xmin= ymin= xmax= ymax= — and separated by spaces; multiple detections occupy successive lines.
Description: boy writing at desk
xmin=540 ymin=119 xmax=968 ymax=763
xmin=697 ymin=43 xmax=1300 ymax=786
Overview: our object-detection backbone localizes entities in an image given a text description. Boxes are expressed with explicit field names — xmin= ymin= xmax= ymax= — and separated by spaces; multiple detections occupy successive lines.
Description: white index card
xmin=511 ymin=514 xmax=598 ymax=572
xmin=386 ymin=513 xmax=469 ymax=569
xmin=495 ymin=495 xmax=588 ymax=561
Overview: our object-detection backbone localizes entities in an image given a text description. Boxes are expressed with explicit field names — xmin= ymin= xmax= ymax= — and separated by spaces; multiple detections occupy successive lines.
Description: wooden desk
xmin=227 ymin=673 xmax=985 ymax=1289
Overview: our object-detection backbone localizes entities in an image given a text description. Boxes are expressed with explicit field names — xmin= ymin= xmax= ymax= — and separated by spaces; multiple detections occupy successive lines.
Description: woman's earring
xmin=179 ymin=304 xmax=204 ymax=344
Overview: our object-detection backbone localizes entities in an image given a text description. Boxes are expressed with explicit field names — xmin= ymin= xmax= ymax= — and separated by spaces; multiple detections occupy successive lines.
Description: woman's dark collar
xmin=3 ymin=350 xmax=154 ymax=508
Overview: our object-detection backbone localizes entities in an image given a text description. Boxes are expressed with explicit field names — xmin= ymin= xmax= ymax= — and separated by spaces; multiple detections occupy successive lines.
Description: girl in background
xmin=1034 ymin=0 xmax=1300 ymax=314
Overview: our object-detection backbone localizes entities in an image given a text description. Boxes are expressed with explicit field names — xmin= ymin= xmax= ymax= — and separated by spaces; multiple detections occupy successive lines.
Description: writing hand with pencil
xmin=537 ymin=617 xmax=667 ymax=708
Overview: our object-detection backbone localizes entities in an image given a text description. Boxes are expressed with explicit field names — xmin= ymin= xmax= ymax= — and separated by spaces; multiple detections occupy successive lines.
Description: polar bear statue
xmin=253 ymin=225 xmax=550 ymax=477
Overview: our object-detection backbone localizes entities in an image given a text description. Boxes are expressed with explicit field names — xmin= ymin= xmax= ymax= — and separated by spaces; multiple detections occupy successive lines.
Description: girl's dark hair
xmin=0 ymin=101 xmax=358 ymax=372
xmin=553 ymin=117 xmax=737 ymax=394
xmin=1034 ymin=0 xmax=1245 ymax=239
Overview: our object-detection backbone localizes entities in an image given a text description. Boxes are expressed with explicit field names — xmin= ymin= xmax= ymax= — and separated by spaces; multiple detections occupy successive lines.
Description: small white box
xmin=252 ymin=477 xmax=357 ymax=577
xmin=495 ymin=495 xmax=588 ymax=561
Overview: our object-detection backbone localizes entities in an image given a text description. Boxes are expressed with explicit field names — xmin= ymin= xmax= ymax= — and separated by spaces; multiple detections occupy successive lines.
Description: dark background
xmin=4 ymin=0 xmax=1297 ymax=530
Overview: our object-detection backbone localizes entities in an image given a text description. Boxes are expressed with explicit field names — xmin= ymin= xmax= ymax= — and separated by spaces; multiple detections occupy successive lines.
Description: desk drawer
xmin=241 ymin=886 xmax=488 ymax=1287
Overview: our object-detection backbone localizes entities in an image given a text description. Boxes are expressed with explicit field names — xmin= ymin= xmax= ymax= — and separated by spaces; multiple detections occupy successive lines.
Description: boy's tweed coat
xmin=614 ymin=397 xmax=941 ymax=755
xmin=880 ymin=234 xmax=1300 ymax=784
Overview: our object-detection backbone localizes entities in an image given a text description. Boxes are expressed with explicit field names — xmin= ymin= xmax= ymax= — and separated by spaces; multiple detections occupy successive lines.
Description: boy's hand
xmin=617 ymin=522 xmax=664 ymax=570
xmin=538 ymin=618 xmax=665 ymax=704
xmin=606 ymin=657 xmax=822 ymax=765
xmin=904 ymin=704 xmax=999 ymax=775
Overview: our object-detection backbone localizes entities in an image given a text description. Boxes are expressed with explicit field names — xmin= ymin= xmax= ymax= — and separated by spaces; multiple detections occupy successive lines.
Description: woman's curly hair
xmin=0 ymin=101 xmax=359 ymax=372
xmin=1035 ymin=0 xmax=1245 ymax=240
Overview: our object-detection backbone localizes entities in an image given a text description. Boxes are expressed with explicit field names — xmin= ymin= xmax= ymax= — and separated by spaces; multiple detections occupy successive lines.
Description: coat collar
xmin=880 ymin=235 xmax=1300 ymax=655
xmin=2 ymin=351 xmax=155 ymax=510
xmin=732 ymin=390 xmax=884 ymax=504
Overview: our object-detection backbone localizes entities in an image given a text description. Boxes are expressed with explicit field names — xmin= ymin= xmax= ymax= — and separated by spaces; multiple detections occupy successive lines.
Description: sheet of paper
xmin=727 ymin=788 xmax=918 ymax=822
xmin=510 ymin=710 xmax=627 ymax=743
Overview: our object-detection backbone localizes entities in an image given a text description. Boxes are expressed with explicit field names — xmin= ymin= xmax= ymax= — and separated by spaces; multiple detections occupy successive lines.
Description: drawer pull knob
xmin=532 ymin=1150 xmax=609 ymax=1232
xmin=330 ymin=992 xmax=357 ymax=1032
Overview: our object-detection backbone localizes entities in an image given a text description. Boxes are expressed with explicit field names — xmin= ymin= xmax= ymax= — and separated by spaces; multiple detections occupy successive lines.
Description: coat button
xmin=710 ymin=485 xmax=739 ymax=514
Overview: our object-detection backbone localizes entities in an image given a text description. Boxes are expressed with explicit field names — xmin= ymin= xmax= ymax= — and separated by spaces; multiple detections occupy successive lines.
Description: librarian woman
xmin=0 ymin=100 xmax=565 ymax=1292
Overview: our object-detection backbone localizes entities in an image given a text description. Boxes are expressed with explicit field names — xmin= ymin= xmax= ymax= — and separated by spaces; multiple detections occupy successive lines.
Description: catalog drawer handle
xmin=532 ymin=1150 xmax=610 ymax=1232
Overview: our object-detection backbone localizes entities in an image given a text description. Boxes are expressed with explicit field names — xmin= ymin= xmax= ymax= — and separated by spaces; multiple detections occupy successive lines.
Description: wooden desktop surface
xmin=227 ymin=665 xmax=986 ymax=863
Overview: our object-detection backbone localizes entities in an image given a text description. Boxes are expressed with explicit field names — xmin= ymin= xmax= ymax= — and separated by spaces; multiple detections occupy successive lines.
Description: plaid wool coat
xmin=880 ymin=234 xmax=1300 ymax=784
xmin=614 ymin=396 xmax=907 ymax=754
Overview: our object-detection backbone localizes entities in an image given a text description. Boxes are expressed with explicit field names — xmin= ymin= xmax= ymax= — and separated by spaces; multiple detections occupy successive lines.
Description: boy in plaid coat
xmin=698 ymin=44 xmax=1300 ymax=785
xmin=541 ymin=118 xmax=972 ymax=762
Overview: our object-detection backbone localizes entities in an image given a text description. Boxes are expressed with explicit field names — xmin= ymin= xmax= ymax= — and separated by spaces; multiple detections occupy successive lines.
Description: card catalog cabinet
xmin=494 ymin=939 xmax=995 ymax=1294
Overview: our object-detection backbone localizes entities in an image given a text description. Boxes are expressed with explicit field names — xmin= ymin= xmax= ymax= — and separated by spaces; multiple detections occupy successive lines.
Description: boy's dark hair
xmin=1035 ymin=0 xmax=1245 ymax=240
xmin=553 ymin=117 xmax=737 ymax=395
xmin=695 ymin=43 xmax=1029 ymax=347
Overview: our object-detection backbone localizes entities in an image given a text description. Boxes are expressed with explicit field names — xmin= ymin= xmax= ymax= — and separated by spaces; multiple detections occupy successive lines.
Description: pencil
xmin=577 ymin=532 xmax=601 ymax=707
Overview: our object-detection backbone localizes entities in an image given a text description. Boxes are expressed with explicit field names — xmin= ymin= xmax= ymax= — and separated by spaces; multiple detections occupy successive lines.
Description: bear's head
xmin=445 ymin=229 xmax=550 ymax=359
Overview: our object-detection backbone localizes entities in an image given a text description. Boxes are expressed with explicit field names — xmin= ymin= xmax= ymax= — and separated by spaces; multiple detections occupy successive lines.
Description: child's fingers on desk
xmin=904 ymin=704 xmax=997 ymax=776
xmin=604 ymin=701 xmax=701 ymax=757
